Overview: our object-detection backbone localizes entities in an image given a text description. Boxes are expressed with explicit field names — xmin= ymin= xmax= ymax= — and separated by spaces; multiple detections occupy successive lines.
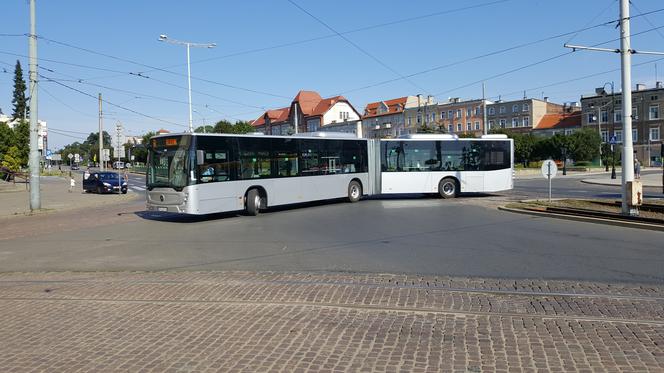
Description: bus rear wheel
xmin=246 ymin=188 xmax=262 ymax=216
xmin=438 ymin=178 xmax=458 ymax=199
xmin=347 ymin=181 xmax=362 ymax=203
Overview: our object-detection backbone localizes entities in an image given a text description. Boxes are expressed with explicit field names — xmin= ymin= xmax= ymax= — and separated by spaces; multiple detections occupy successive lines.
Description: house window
xmin=614 ymin=129 xmax=623 ymax=143
xmin=466 ymin=108 xmax=472 ymax=117
xmin=475 ymin=106 xmax=481 ymax=116
xmin=407 ymin=117 xmax=412 ymax=126
xmin=523 ymin=117 xmax=530 ymax=127
xmin=488 ymin=107 xmax=495 ymax=115
xmin=632 ymin=128 xmax=638 ymax=143
xmin=488 ymin=120 xmax=494 ymax=128
xmin=650 ymin=127 xmax=660 ymax=141
xmin=601 ymin=130 xmax=608 ymax=143
xmin=499 ymin=106 xmax=506 ymax=114
xmin=632 ymin=107 xmax=638 ymax=120
xmin=512 ymin=118 xmax=519 ymax=127
xmin=474 ymin=121 xmax=480 ymax=130
xmin=466 ymin=122 xmax=472 ymax=131
xmin=649 ymin=105 xmax=659 ymax=120
xmin=448 ymin=110 xmax=453 ymax=119
xmin=522 ymin=103 xmax=529 ymax=112
xmin=431 ymin=113 xmax=436 ymax=122
xmin=564 ymin=129 xmax=574 ymax=135
xmin=600 ymin=110 xmax=608 ymax=123
xmin=455 ymin=109 xmax=462 ymax=118
xmin=614 ymin=109 xmax=622 ymax=123
xmin=440 ymin=112 xmax=446 ymax=120
xmin=512 ymin=104 xmax=519 ymax=113
xmin=457 ymin=123 xmax=462 ymax=131
xmin=448 ymin=124 xmax=454 ymax=132
xmin=651 ymin=95 xmax=659 ymax=101
xmin=587 ymin=113 xmax=597 ymax=123
xmin=499 ymin=119 xmax=506 ymax=128
xmin=417 ymin=115 xmax=422 ymax=124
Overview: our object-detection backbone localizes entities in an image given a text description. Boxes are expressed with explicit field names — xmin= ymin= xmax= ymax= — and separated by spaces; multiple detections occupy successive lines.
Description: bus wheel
xmin=438 ymin=178 xmax=458 ymax=199
xmin=347 ymin=181 xmax=362 ymax=203
xmin=246 ymin=189 xmax=262 ymax=216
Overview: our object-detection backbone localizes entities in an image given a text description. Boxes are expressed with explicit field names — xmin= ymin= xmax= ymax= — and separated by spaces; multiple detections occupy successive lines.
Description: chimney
xmin=543 ymin=97 xmax=549 ymax=102
xmin=657 ymin=81 xmax=663 ymax=89
xmin=636 ymin=83 xmax=646 ymax=91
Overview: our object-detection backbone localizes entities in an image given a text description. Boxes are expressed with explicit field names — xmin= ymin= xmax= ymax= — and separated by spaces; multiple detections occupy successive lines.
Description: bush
xmin=574 ymin=161 xmax=592 ymax=167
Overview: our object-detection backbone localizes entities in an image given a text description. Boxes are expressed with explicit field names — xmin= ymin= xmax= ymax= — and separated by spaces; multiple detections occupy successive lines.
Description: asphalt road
xmin=1 ymin=189 xmax=662 ymax=283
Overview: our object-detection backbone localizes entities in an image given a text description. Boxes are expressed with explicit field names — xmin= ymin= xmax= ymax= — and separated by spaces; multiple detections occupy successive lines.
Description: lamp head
xmin=158 ymin=34 xmax=168 ymax=41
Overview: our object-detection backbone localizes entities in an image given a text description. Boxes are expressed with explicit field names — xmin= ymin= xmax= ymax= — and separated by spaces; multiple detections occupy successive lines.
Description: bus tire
xmin=347 ymin=180 xmax=362 ymax=203
xmin=246 ymin=188 xmax=261 ymax=216
xmin=438 ymin=177 xmax=458 ymax=199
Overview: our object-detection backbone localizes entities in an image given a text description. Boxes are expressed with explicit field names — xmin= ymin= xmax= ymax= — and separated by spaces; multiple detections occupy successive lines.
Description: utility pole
xmin=482 ymin=82 xmax=488 ymax=135
xmin=564 ymin=0 xmax=664 ymax=215
xmin=116 ymin=122 xmax=122 ymax=191
xmin=99 ymin=93 xmax=104 ymax=171
xmin=28 ymin=0 xmax=40 ymax=211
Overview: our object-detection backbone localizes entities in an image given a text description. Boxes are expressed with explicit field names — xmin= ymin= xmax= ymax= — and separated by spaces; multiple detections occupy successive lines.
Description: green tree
xmin=12 ymin=60 xmax=28 ymax=120
xmin=0 ymin=122 xmax=15 ymax=158
xmin=1 ymin=146 xmax=22 ymax=172
xmin=569 ymin=128 xmax=601 ymax=162
xmin=232 ymin=120 xmax=255 ymax=134
xmin=213 ymin=120 xmax=234 ymax=133
xmin=513 ymin=133 xmax=538 ymax=167
xmin=13 ymin=120 xmax=30 ymax=166
xmin=194 ymin=125 xmax=215 ymax=133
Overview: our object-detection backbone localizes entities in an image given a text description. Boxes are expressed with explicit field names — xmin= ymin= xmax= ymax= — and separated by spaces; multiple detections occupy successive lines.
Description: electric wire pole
xmin=482 ymin=82 xmax=488 ymax=136
xmin=28 ymin=0 xmax=40 ymax=211
xmin=564 ymin=0 xmax=664 ymax=215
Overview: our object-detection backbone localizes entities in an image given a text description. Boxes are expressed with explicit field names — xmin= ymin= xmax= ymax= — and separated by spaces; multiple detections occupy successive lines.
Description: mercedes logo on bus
xmin=159 ymin=194 xmax=165 ymax=202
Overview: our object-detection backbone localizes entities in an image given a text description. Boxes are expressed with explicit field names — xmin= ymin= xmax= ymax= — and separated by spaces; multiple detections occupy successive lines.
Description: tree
xmin=513 ymin=133 xmax=538 ymax=167
xmin=13 ymin=120 xmax=30 ymax=166
xmin=213 ymin=120 xmax=234 ymax=133
xmin=194 ymin=125 xmax=215 ymax=133
xmin=1 ymin=146 xmax=22 ymax=172
xmin=569 ymin=128 xmax=601 ymax=162
xmin=12 ymin=60 xmax=28 ymax=120
xmin=0 ymin=122 xmax=15 ymax=158
xmin=232 ymin=120 xmax=255 ymax=134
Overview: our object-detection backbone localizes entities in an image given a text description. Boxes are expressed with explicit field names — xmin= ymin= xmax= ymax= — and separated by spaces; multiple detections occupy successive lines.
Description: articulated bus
xmin=146 ymin=132 xmax=513 ymax=215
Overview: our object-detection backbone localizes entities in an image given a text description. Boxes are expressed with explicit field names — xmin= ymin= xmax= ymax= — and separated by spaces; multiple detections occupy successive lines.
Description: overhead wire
xmin=286 ymin=0 xmax=432 ymax=95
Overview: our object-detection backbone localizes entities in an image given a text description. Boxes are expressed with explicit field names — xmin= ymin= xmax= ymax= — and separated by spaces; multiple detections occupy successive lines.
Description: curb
xmin=498 ymin=205 xmax=664 ymax=232
xmin=580 ymin=178 xmax=661 ymax=188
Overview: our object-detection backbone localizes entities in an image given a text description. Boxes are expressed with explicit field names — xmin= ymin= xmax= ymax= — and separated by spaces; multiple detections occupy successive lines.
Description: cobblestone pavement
xmin=1 ymin=271 xmax=663 ymax=372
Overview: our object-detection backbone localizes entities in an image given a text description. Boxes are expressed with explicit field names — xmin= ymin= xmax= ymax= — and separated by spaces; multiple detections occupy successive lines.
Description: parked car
xmin=71 ymin=163 xmax=80 ymax=170
xmin=83 ymin=172 xmax=127 ymax=194
xmin=112 ymin=161 xmax=125 ymax=169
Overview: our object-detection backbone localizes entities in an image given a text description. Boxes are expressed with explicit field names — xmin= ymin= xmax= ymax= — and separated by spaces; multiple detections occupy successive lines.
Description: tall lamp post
xmin=158 ymin=34 xmax=216 ymax=133
xmin=595 ymin=82 xmax=614 ymax=170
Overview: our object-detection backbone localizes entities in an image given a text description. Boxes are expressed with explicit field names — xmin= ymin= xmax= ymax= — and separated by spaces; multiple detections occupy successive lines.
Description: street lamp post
xmin=158 ymin=34 xmax=216 ymax=132
xmin=595 ymin=82 xmax=614 ymax=170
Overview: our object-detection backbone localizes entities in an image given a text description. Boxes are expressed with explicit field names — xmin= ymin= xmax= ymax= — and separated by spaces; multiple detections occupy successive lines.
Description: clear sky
xmin=2 ymin=0 xmax=664 ymax=149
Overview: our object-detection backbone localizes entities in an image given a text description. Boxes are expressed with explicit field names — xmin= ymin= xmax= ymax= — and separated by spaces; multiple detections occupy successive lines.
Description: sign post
xmin=541 ymin=159 xmax=558 ymax=202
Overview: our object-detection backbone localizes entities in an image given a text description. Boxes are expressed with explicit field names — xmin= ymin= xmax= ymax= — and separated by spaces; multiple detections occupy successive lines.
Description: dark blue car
xmin=83 ymin=172 xmax=127 ymax=194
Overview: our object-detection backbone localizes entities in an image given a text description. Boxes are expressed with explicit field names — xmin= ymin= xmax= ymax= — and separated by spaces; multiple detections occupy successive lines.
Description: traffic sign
xmin=609 ymin=135 xmax=617 ymax=145
xmin=74 ymin=153 xmax=80 ymax=163
xmin=541 ymin=159 xmax=558 ymax=179
xmin=67 ymin=153 xmax=73 ymax=160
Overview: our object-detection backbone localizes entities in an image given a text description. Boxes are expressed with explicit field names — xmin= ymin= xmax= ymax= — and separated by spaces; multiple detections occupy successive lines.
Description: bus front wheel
xmin=347 ymin=181 xmax=362 ymax=203
xmin=438 ymin=178 xmax=458 ymax=199
xmin=246 ymin=189 xmax=262 ymax=216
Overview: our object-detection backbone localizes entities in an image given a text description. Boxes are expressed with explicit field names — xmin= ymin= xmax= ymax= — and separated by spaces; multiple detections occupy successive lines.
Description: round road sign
xmin=541 ymin=159 xmax=558 ymax=179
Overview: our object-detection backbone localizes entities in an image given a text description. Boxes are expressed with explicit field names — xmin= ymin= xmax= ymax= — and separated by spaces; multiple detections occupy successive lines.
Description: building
xmin=363 ymin=96 xmax=421 ymax=138
xmin=532 ymin=110 xmax=583 ymax=137
xmin=580 ymin=82 xmax=663 ymax=165
xmin=252 ymin=90 xmax=362 ymax=136
xmin=486 ymin=98 xmax=565 ymax=133
xmin=426 ymin=98 xmax=490 ymax=137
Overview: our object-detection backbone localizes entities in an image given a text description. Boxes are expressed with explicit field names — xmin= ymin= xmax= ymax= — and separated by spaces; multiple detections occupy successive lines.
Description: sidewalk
xmin=582 ymin=170 xmax=663 ymax=187
xmin=0 ymin=174 xmax=138 ymax=218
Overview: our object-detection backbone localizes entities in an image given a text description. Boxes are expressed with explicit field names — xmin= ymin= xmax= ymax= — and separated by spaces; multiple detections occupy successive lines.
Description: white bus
xmin=146 ymin=132 xmax=369 ymax=215
xmin=378 ymin=134 xmax=513 ymax=198
xmin=146 ymin=133 xmax=513 ymax=215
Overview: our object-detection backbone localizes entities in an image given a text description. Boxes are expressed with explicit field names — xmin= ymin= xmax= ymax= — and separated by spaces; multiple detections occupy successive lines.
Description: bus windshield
xmin=147 ymin=135 xmax=191 ymax=190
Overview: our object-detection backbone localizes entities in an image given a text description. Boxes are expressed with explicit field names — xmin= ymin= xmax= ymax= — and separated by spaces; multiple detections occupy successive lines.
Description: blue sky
xmin=2 ymin=0 xmax=664 ymax=149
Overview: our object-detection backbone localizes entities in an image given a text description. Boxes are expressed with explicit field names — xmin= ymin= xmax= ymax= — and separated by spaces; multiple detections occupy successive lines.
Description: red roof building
xmin=251 ymin=90 xmax=361 ymax=135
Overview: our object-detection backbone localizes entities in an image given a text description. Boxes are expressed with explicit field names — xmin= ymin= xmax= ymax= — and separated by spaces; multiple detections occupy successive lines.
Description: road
xmin=1 ymin=187 xmax=662 ymax=283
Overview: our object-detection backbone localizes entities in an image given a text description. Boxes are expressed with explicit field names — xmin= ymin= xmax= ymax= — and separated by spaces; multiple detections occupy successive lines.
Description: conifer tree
xmin=12 ymin=60 xmax=29 ymax=120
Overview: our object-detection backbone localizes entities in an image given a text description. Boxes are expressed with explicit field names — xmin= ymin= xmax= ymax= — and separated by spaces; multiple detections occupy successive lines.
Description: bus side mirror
xmin=196 ymin=150 xmax=205 ymax=165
